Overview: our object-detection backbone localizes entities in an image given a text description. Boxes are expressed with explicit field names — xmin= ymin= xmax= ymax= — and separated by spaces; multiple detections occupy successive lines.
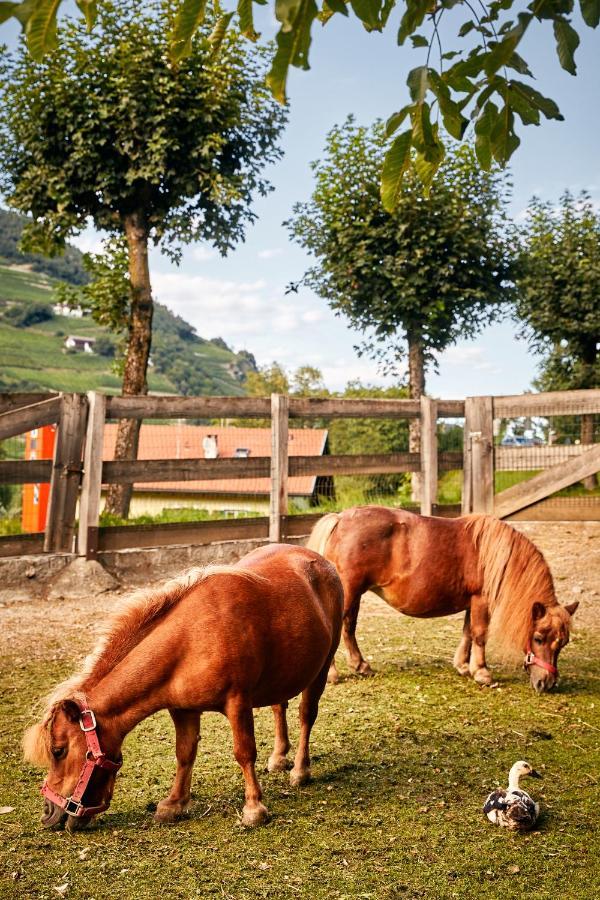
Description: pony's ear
xmin=564 ymin=601 xmax=579 ymax=617
xmin=532 ymin=601 xmax=546 ymax=623
xmin=59 ymin=699 xmax=81 ymax=723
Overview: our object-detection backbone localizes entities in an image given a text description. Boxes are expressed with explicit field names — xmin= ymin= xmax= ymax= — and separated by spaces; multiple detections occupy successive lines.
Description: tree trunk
xmin=407 ymin=332 xmax=426 ymax=503
xmin=105 ymin=212 xmax=153 ymax=518
xmin=580 ymin=340 xmax=597 ymax=490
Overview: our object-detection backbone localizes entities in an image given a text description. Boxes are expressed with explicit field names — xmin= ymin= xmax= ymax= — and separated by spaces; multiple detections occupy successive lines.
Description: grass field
xmin=0 ymin=525 xmax=598 ymax=899
xmin=0 ymin=262 xmax=55 ymax=304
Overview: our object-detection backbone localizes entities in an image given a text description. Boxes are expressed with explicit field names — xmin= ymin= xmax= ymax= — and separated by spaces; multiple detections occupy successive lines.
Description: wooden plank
xmin=0 ymin=396 xmax=61 ymax=441
xmin=507 ymin=496 xmax=600 ymax=522
xmin=0 ymin=459 xmax=52 ymax=484
xmin=0 ymin=532 xmax=46 ymax=557
xmin=103 ymin=456 xmax=272 ymax=483
xmin=464 ymin=396 xmax=494 ymax=514
xmin=106 ymin=395 xmax=271 ymax=420
xmin=0 ymin=392 xmax=58 ymax=415
xmin=78 ymin=392 xmax=106 ymax=559
xmin=269 ymin=393 xmax=289 ymax=542
xmin=282 ymin=513 xmax=322 ymax=538
xmin=289 ymin=453 xmax=420 ymax=476
xmin=494 ymin=388 xmax=600 ymax=418
xmin=288 ymin=397 xmax=464 ymax=419
xmin=439 ymin=451 xmax=463 ymax=472
xmin=420 ymin=397 xmax=438 ymax=516
xmin=44 ymin=393 xmax=88 ymax=553
xmin=496 ymin=444 xmax=595 ymax=471
xmin=96 ymin=517 xmax=269 ymax=551
xmin=494 ymin=443 xmax=600 ymax=519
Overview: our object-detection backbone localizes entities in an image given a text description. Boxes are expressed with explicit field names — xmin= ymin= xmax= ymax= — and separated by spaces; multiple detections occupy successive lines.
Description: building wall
xmin=99 ymin=491 xmax=272 ymax=517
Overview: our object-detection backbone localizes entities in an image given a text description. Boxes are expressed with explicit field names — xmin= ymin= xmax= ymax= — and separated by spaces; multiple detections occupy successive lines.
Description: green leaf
xmin=413 ymin=153 xmax=437 ymax=195
xmin=507 ymin=83 xmax=540 ymax=125
xmin=407 ymin=65 xmax=429 ymax=102
xmin=510 ymin=80 xmax=564 ymax=121
xmin=580 ymin=0 xmax=600 ymax=27
xmin=381 ymin=129 xmax=412 ymax=212
xmin=458 ymin=20 xmax=475 ymax=37
xmin=275 ymin=0 xmax=303 ymax=31
xmin=267 ymin=0 xmax=318 ymax=102
xmin=507 ymin=51 xmax=532 ymax=76
xmin=170 ymin=0 xmax=208 ymax=62
xmin=208 ymin=11 xmax=234 ymax=56
xmin=238 ymin=0 xmax=259 ymax=40
xmin=397 ymin=0 xmax=429 ymax=46
xmin=474 ymin=100 xmax=498 ymax=170
xmin=410 ymin=34 xmax=428 ymax=48
xmin=323 ymin=0 xmax=349 ymax=15
xmin=349 ymin=0 xmax=383 ymax=31
xmin=428 ymin=70 xmax=469 ymax=140
xmin=25 ymin=0 xmax=61 ymax=61
xmin=0 ymin=2 xmax=21 ymax=26
xmin=484 ymin=12 xmax=531 ymax=76
xmin=385 ymin=104 xmax=412 ymax=138
xmin=553 ymin=18 xmax=580 ymax=75
xmin=490 ymin=104 xmax=520 ymax=166
xmin=75 ymin=0 xmax=97 ymax=31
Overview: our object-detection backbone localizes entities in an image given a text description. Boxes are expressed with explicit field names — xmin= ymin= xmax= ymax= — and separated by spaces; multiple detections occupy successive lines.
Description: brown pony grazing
xmin=23 ymin=544 xmax=343 ymax=832
xmin=307 ymin=507 xmax=578 ymax=692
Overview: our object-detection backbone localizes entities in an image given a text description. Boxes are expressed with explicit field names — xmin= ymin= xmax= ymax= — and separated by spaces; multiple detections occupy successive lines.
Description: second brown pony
xmin=307 ymin=506 xmax=578 ymax=692
xmin=23 ymin=544 xmax=343 ymax=831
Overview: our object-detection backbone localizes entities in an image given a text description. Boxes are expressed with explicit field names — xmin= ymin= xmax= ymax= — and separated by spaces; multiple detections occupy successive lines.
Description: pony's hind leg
xmin=226 ymin=696 xmax=269 ymax=827
xmin=290 ymin=662 xmax=329 ymax=787
xmin=267 ymin=702 xmax=291 ymax=772
xmin=469 ymin=595 xmax=493 ymax=686
xmin=342 ymin=586 xmax=374 ymax=677
xmin=155 ymin=709 xmax=201 ymax=823
xmin=453 ymin=609 xmax=472 ymax=677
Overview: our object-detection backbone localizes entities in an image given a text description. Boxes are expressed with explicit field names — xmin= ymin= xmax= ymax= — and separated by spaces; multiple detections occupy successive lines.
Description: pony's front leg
xmin=226 ymin=697 xmax=268 ymax=827
xmin=469 ymin=595 xmax=493 ymax=686
xmin=453 ymin=609 xmax=472 ymax=676
xmin=267 ymin=702 xmax=291 ymax=772
xmin=155 ymin=709 xmax=201 ymax=823
xmin=290 ymin=661 xmax=329 ymax=787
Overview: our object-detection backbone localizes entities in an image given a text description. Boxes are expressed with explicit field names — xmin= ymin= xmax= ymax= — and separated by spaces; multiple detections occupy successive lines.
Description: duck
xmin=483 ymin=761 xmax=542 ymax=830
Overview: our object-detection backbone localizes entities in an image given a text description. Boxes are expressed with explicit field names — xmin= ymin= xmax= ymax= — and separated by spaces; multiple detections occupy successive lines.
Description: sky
xmin=3 ymin=6 xmax=599 ymax=398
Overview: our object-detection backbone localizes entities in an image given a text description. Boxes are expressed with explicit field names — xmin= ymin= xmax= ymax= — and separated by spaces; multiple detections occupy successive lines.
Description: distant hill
xmin=0 ymin=211 xmax=256 ymax=395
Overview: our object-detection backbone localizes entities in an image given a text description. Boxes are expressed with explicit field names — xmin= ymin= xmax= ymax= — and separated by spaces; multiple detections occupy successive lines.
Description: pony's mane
xmin=40 ymin=564 xmax=265 ymax=718
xmin=464 ymin=515 xmax=557 ymax=659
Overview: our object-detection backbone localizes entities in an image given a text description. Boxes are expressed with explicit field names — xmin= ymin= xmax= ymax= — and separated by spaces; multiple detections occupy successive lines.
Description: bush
xmin=3 ymin=301 xmax=53 ymax=327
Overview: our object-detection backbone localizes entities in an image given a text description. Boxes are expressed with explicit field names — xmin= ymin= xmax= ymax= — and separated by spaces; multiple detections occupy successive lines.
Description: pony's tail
xmin=306 ymin=513 xmax=340 ymax=558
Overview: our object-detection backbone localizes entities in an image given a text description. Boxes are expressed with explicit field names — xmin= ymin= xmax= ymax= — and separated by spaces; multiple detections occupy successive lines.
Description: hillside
xmin=0 ymin=211 xmax=256 ymax=395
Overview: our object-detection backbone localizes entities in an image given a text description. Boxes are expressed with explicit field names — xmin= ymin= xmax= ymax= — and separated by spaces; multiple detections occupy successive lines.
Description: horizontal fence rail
xmin=0 ymin=388 xmax=598 ymax=559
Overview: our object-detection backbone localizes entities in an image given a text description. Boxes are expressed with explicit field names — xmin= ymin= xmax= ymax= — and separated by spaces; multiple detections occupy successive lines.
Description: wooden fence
xmin=0 ymin=387 xmax=598 ymax=558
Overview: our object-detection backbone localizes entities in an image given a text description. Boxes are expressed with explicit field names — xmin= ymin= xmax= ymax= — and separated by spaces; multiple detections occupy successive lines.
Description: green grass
xmin=1 ymin=597 xmax=598 ymax=900
xmin=0 ymin=261 xmax=55 ymax=303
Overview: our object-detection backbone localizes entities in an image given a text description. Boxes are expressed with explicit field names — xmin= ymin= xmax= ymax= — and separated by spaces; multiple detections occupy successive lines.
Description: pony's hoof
xmin=241 ymin=802 xmax=269 ymax=827
xmin=327 ymin=666 xmax=340 ymax=685
xmin=473 ymin=668 xmax=492 ymax=686
xmin=154 ymin=799 xmax=190 ymax=823
xmin=454 ymin=663 xmax=470 ymax=677
xmin=355 ymin=661 xmax=375 ymax=677
xmin=267 ymin=753 xmax=291 ymax=773
xmin=290 ymin=767 xmax=311 ymax=787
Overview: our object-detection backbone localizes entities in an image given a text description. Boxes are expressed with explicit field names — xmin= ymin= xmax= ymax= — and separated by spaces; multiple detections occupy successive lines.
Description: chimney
xmin=202 ymin=434 xmax=219 ymax=459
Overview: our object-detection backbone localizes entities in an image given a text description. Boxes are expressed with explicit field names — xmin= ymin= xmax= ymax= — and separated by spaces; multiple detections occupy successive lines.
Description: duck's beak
xmin=529 ymin=769 xmax=542 ymax=779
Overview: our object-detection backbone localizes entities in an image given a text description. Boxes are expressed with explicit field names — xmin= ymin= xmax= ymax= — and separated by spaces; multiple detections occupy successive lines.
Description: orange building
xmin=22 ymin=426 xmax=55 ymax=532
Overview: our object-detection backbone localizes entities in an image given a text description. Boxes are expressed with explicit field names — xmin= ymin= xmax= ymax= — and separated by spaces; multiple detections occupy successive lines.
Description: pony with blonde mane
xmin=307 ymin=507 xmax=578 ymax=690
xmin=24 ymin=544 xmax=343 ymax=831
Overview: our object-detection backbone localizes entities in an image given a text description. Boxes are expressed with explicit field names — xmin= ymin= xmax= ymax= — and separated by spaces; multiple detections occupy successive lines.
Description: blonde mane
xmin=40 ymin=564 xmax=265 ymax=717
xmin=464 ymin=515 xmax=558 ymax=658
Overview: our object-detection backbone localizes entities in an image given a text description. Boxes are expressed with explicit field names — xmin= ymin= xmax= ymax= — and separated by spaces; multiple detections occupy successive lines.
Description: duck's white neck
xmin=508 ymin=765 xmax=524 ymax=791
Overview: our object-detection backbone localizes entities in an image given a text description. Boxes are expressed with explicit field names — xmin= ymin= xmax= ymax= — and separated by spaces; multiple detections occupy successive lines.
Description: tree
xmin=287 ymin=119 xmax=513 ymax=496
xmin=516 ymin=191 xmax=600 ymax=487
xmin=0 ymin=1 xmax=286 ymax=516
xmin=2 ymin=1 xmax=598 ymax=207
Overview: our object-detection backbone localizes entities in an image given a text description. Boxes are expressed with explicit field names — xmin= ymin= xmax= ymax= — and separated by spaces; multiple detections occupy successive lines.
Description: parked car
xmin=500 ymin=435 xmax=535 ymax=447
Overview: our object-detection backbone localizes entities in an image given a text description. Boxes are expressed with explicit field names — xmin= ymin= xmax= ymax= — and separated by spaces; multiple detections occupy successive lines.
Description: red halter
xmin=523 ymin=642 xmax=559 ymax=677
xmin=41 ymin=696 xmax=122 ymax=819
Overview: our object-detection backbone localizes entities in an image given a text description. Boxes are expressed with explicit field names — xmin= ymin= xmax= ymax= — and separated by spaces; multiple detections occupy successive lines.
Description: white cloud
xmin=257 ymin=248 xmax=283 ymax=260
xmin=301 ymin=309 xmax=324 ymax=324
xmin=71 ymin=233 xmax=105 ymax=255
xmin=192 ymin=245 xmax=217 ymax=262
xmin=437 ymin=345 xmax=502 ymax=374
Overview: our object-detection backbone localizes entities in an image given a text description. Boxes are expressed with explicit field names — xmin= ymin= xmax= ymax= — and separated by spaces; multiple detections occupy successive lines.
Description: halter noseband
xmin=524 ymin=642 xmax=559 ymax=678
xmin=41 ymin=696 xmax=122 ymax=819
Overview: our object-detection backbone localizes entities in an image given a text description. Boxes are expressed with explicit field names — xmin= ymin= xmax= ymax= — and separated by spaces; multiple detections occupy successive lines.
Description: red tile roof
xmin=103 ymin=423 xmax=327 ymax=496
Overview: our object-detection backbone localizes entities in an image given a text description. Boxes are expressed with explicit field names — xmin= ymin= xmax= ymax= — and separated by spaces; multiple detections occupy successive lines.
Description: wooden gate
xmin=463 ymin=389 xmax=600 ymax=520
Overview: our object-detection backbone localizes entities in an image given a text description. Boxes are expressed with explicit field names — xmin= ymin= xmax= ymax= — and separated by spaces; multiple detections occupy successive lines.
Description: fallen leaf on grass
xmin=508 ymin=865 xmax=520 ymax=875
xmin=0 ymin=807 xmax=15 ymax=815
xmin=53 ymin=884 xmax=69 ymax=896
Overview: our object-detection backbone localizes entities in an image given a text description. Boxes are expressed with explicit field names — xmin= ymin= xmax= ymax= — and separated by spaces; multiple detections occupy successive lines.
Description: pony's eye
xmin=533 ymin=636 xmax=544 ymax=645
xmin=51 ymin=747 xmax=66 ymax=760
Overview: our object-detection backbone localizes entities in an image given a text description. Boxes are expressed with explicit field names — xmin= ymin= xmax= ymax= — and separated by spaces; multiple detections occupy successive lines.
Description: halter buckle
xmin=79 ymin=710 xmax=97 ymax=732
xmin=64 ymin=797 xmax=84 ymax=816
xmin=524 ymin=651 xmax=535 ymax=669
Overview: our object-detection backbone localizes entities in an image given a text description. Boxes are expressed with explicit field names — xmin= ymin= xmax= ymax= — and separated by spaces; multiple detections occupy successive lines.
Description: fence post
xmin=420 ymin=396 xmax=438 ymax=516
xmin=269 ymin=393 xmax=289 ymax=543
xmin=44 ymin=393 xmax=88 ymax=553
xmin=462 ymin=396 xmax=494 ymax=514
xmin=78 ymin=392 xmax=106 ymax=559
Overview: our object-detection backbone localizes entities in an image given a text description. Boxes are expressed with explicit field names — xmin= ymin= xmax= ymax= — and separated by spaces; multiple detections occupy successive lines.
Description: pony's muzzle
xmin=530 ymin=670 xmax=557 ymax=693
xmin=41 ymin=800 xmax=67 ymax=829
